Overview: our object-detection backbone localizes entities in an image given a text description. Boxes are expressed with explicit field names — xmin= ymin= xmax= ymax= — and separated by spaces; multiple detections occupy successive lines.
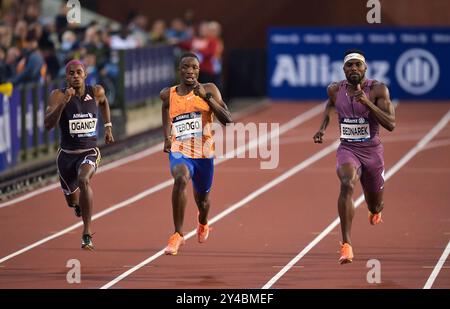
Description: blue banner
xmin=124 ymin=45 xmax=176 ymax=105
xmin=25 ymin=88 xmax=34 ymax=148
xmin=268 ymin=27 xmax=450 ymax=100
xmin=0 ymin=90 xmax=20 ymax=172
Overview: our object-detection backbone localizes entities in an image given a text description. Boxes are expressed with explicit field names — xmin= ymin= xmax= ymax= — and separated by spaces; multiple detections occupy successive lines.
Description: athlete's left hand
xmin=193 ymin=82 xmax=207 ymax=100
xmin=105 ymin=127 xmax=114 ymax=144
xmin=354 ymin=84 xmax=370 ymax=105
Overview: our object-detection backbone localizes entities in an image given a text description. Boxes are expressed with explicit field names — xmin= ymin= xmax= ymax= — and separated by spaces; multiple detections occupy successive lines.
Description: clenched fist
xmin=64 ymin=87 xmax=75 ymax=104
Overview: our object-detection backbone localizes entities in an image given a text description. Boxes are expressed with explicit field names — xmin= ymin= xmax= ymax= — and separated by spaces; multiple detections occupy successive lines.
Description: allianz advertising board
xmin=268 ymin=27 xmax=450 ymax=100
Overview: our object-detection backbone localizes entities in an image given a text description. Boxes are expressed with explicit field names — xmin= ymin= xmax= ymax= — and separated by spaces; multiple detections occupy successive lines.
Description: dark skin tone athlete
xmin=44 ymin=63 xmax=114 ymax=236
xmin=313 ymin=58 xmax=396 ymax=246
xmin=161 ymin=56 xmax=232 ymax=236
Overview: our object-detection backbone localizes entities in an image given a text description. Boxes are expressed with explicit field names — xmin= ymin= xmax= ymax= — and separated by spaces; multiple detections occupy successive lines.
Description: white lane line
xmin=0 ymin=142 xmax=164 ymax=209
xmin=262 ymin=109 xmax=450 ymax=289
xmin=0 ymin=104 xmax=324 ymax=265
xmin=100 ymin=140 xmax=340 ymax=289
xmin=423 ymin=241 xmax=450 ymax=289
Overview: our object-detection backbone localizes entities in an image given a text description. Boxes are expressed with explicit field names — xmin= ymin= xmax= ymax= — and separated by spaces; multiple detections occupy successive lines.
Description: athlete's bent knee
xmin=174 ymin=174 xmax=189 ymax=188
xmin=78 ymin=176 xmax=90 ymax=190
xmin=340 ymin=178 xmax=355 ymax=193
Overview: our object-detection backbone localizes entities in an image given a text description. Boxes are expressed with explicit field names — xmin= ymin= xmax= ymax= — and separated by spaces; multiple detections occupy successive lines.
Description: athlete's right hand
xmin=313 ymin=131 xmax=324 ymax=143
xmin=163 ymin=137 xmax=172 ymax=153
xmin=64 ymin=87 xmax=75 ymax=103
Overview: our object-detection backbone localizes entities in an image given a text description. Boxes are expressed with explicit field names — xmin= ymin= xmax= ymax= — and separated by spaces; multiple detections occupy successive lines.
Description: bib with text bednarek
xmin=172 ymin=112 xmax=203 ymax=141
xmin=69 ymin=117 xmax=97 ymax=138
xmin=340 ymin=117 xmax=370 ymax=142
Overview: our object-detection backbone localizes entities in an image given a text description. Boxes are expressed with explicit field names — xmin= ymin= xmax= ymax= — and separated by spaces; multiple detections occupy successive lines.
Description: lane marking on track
xmin=0 ymin=104 xmax=325 ymax=265
xmin=423 ymin=138 xmax=450 ymax=151
xmin=423 ymin=240 xmax=450 ymax=289
xmin=262 ymin=109 xmax=450 ymax=289
xmin=272 ymin=266 xmax=304 ymax=268
xmin=422 ymin=266 xmax=450 ymax=269
xmin=100 ymin=141 xmax=340 ymax=289
xmin=0 ymin=142 xmax=164 ymax=209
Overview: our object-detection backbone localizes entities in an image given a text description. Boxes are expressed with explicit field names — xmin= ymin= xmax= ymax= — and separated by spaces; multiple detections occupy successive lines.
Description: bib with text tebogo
xmin=69 ymin=117 xmax=97 ymax=138
xmin=172 ymin=112 xmax=203 ymax=141
xmin=340 ymin=117 xmax=370 ymax=142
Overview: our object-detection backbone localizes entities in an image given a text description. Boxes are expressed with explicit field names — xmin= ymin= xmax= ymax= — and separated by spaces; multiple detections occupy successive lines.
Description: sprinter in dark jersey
xmin=313 ymin=49 xmax=396 ymax=264
xmin=44 ymin=60 xmax=114 ymax=250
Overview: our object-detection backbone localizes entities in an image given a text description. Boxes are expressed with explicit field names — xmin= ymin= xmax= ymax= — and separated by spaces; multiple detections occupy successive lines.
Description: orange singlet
xmin=169 ymin=86 xmax=214 ymax=158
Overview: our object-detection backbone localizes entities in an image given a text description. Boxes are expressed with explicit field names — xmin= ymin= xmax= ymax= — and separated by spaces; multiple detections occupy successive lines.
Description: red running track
xmin=0 ymin=101 xmax=449 ymax=289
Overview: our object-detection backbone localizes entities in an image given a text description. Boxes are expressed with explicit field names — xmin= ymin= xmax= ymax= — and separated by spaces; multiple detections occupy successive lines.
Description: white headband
xmin=344 ymin=53 xmax=366 ymax=65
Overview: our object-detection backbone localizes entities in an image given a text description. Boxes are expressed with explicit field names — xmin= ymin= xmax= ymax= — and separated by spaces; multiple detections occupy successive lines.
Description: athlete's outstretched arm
xmin=313 ymin=82 xmax=338 ymax=143
xmin=354 ymin=83 xmax=396 ymax=131
xmin=44 ymin=88 xmax=74 ymax=130
xmin=160 ymin=87 xmax=172 ymax=153
xmin=94 ymin=85 xmax=114 ymax=144
xmin=194 ymin=83 xmax=232 ymax=125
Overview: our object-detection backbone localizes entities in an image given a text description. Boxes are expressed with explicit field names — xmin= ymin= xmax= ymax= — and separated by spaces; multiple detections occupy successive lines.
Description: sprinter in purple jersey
xmin=44 ymin=60 xmax=114 ymax=250
xmin=313 ymin=49 xmax=396 ymax=264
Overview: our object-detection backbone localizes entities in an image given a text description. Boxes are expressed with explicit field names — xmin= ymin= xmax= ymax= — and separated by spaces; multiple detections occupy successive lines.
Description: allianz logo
xmin=271 ymin=54 xmax=390 ymax=87
xmin=395 ymin=48 xmax=439 ymax=95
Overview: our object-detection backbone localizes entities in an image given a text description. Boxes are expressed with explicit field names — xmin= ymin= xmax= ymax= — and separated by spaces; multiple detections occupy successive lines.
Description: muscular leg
xmin=64 ymin=190 xmax=81 ymax=216
xmin=171 ymin=164 xmax=191 ymax=235
xmin=64 ymin=190 xmax=79 ymax=208
xmin=364 ymin=189 xmax=384 ymax=214
xmin=78 ymin=163 xmax=95 ymax=235
xmin=337 ymin=163 xmax=360 ymax=245
xmin=194 ymin=191 xmax=210 ymax=225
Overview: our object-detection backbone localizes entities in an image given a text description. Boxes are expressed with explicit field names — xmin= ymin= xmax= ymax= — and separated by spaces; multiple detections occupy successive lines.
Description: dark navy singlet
xmin=59 ymin=85 xmax=98 ymax=150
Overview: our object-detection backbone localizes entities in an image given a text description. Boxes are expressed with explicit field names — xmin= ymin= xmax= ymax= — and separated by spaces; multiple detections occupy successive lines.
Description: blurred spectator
xmin=110 ymin=26 xmax=137 ymax=50
xmin=42 ymin=20 xmax=60 ymax=50
xmin=41 ymin=44 xmax=60 ymax=80
xmin=149 ymin=19 xmax=167 ymax=45
xmin=61 ymin=30 xmax=77 ymax=51
xmin=83 ymin=26 xmax=110 ymax=66
xmin=58 ymin=30 xmax=78 ymax=67
xmin=180 ymin=21 xmax=222 ymax=86
xmin=165 ymin=18 xmax=190 ymax=44
xmin=0 ymin=23 xmax=13 ymax=48
xmin=24 ymin=3 xmax=40 ymax=24
xmin=6 ymin=46 xmax=20 ymax=72
xmin=2 ymin=46 xmax=20 ymax=82
xmin=209 ymin=21 xmax=224 ymax=90
xmin=183 ymin=9 xmax=196 ymax=39
xmin=12 ymin=20 xmax=28 ymax=50
xmin=129 ymin=14 xmax=149 ymax=47
xmin=10 ymin=29 xmax=46 ymax=85
xmin=83 ymin=52 xmax=99 ymax=85
xmin=55 ymin=3 xmax=68 ymax=36
xmin=0 ymin=47 xmax=10 ymax=83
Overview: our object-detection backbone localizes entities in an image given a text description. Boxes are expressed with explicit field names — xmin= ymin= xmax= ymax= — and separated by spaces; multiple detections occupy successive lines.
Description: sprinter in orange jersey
xmin=160 ymin=52 xmax=232 ymax=255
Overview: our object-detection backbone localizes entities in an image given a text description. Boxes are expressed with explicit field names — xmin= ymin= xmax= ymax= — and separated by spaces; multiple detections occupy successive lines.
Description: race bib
xmin=340 ymin=117 xmax=370 ymax=142
xmin=172 ymin=112 xmax=203 ymax=141
xmin=69 ymin=118 xmax=97 ymax=137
